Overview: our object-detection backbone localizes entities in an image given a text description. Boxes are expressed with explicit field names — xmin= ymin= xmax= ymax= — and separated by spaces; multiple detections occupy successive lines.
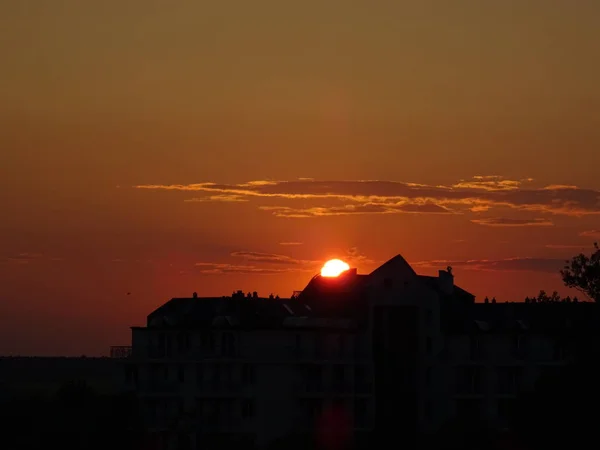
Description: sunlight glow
xmin=320 ymin=259 xmax=350 ymax=277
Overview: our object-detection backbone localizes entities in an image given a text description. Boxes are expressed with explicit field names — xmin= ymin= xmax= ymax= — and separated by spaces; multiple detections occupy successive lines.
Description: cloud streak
xmin=195 ymin=247 xmax=375 ymax=275
xmin=412 ymin=257 xmax=566 ymax=273
xmin=230 ymin=251 xmax=315 ymax=265
xmin=545 ymin=244 xmax=590 ymax=250
xmin=135 ymin=176 xmax=600 ymax=218
xmin=470 ymin=217 xmax=554 ymax=227
xmin=1 ymin=252 xmax=62 ymax=265
xmin=194 ymin=262 xmax=292 ymax=275
xmin=580 ymin=230 xmax=600 ymax=239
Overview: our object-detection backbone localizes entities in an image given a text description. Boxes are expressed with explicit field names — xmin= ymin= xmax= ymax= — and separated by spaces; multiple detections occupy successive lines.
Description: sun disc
xmin=321 ymin=259 xmax=350 ymax=277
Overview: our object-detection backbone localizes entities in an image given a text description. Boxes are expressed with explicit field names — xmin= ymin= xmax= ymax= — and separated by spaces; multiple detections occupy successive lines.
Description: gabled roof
xmin=369 ymin=254 xmax=417 ymax=277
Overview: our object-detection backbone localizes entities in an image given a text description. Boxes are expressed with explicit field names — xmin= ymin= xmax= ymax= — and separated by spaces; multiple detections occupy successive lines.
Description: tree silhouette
xmin=560 ymin=242 xmax=600 ymax=302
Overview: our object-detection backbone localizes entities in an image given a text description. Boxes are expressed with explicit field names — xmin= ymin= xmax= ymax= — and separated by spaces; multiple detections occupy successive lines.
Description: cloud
xmin=259 ymin=202 xmax=454 ymax=218
xmin=345 ymin=247 xmax=378 ymax=265
xmin=470 ymin=218 xmax=554 ymax=227
xmin=279 ymin=242 xmax=303 ymax=246
xmin=230 ymin=251 xmax=314 ymax=265
xmin=452 ymin=175 xmax=533 ymax=191
xmin=2 ymin=252 xmax=49 ymax=265
xmin=580 ymin=230 xmax=600 ymax=238
xmin=195 ymin=247 xmax=374 ymax=275
xmin=135 ymin=176 xmax=600 ymax=218
xmin=412 ymin=257 xmax=565 ymax=273
xmin=184 ymin=194 xmax=248 ymax=203
xmin=194 ymin=262 xmax=291 ymax=275
xmin=545 ymin=244 xmax=590 ymax=250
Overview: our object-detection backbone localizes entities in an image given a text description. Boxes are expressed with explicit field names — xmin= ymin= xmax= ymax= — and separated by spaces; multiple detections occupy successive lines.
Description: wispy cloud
xmin=580 ymin=230 xmax=600 ymax=238
xmin=259 ymin=202 xmax=453 ymax=217
xmin=545 ymin=244 xmax=590 ymax=250
xmin=194 ymin=262 xmax=291 ymax=275
xmin=135 ymin=176 xmax=600 ymax=218
xmin=470 ymin=218 xmax=554 ymax=227
xmin=195 ymin=247 xmax=374 ymax=275
xmin=184 ymin=194 xmax=248 ymax=203
xmin=230 ymin=251 xmax=315 ymax=265
xmin=452 ymin=175 xmax=533 ymax=191
xmin=412 ymin=257 xmax=565 ymax=273
xmin=345 ymin=247 xmax=378 ymax=266
xmin=2 ymin=252 xmax=58 ymax=265
xmin=279 ymin=242 xmax=303 ymax=246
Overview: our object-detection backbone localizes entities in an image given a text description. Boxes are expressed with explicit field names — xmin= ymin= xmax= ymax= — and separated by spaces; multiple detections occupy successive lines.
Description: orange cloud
xmin=545 ymin=244 xmax=590 ymax=250
xmin=135 ymin=176 xmax=600 ymax=217
xmin=1 ymin=252 xmax=58 ymax=265
xmin=470 ymin=218 xmax=554 ymax=227
xmin=411 ymin=257 xmax=565 ymax=273
xmin=184 ymin=194 xmax=248 ymax=202
xmin=194 ymin=262 xmax=293 ymax=275
xmin=580 ymin=230 xmax=600 ymax=238
xmin=230 ymin=251 xmax=314 ymax=265
xmin=195 ymin=247 xmax=374 ymax=275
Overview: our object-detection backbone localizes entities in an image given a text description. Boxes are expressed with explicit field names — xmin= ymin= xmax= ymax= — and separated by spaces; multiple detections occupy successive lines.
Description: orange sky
xmin=1 ymin=1 xmax=599 ymax=356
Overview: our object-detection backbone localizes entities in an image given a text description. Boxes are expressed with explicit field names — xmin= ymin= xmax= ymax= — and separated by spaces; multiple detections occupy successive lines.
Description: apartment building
xmin=126 ymin=253 xmax=598 ymax=449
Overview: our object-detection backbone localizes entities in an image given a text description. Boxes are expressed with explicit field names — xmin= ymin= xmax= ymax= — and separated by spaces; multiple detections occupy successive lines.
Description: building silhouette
xmin=125 ymin=254 xmax=598 ymax=449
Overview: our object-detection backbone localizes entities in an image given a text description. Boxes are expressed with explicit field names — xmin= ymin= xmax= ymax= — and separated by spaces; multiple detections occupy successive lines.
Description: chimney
xmin=438 ymin=266 xmax=454 ymax=295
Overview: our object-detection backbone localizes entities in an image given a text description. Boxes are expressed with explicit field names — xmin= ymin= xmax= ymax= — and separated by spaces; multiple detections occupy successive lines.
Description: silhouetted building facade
xmin=125 ymin=254 xmax=598 ymax=449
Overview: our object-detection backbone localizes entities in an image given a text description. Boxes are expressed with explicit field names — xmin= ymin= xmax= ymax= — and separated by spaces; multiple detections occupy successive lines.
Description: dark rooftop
xmin=138 ymin=254 xmax=599 ymax=335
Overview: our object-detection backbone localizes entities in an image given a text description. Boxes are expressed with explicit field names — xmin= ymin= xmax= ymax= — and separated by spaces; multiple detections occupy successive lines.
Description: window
xmin=211 ymin=364 xmax=222 ymax=389
xmin=470 ymin=335 xmax=482 ymax=360
xmin=497 ymin=366 xmax=522 ymax=394
xmin=242 ymin=364 xmax=255 ymax=385
xmin=333 ymin=365 xmax=346 ymax=392
xmin=425 ymin=309 xmax=433 ymax=327
xmin=425 ymin=367 xmax=432 ymax=387
xmin=306 ymin=365 xmax=323 ymax=392
xmin=456 ymin=399 xmax=481 ymax=421
xmin=497 ymin=399 xmax=516 ymax=423
xmin=308 ymin=399 xmax=322 ymax=422
xmin=426 ymin=337 xmax=432 ymax=355
xmin=456 ymin=366 xmax=482 ymax=394
xmin=125 ymin=367 xmax=138 ymax=385
xmin=196 ymin=364 xmax=204 ymax=386
xmin=314 ymin=335 xmax=324 ymax=358
xmin=294 ymin=334 xmax=302 ymax=357
xmin=178 ymin=365 xmax=185 ymax=383
xmin=355 ymin=399 xmax=367 ymax=427
xmin=222 ymin=333 xmax=236 ymax=357
xmin=424 ymin=401 xmax=432 ymax=421
xmin=513 ymin=335 xmax=527 ymax=359
xmin=354 ymin=365 xmax=370 ymax=393
xmin=222 ymin=364 xmax=233 ymax=388
xmin=177 ymin=333 xmax=190 ymax=353
xmin=336 ymin=334 xmax=346 ymax=357
xmin=242 ymin=399 xmax=255 ymax=418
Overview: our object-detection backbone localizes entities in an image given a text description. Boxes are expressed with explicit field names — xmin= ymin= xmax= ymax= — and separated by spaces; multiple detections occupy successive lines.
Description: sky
xmin=1 ymin=0 xmax=599 ymax=356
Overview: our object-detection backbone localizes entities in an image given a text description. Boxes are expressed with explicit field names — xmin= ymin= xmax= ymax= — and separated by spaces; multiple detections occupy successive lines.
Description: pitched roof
xmin=369 ymin=254 xmax=417 ymax=277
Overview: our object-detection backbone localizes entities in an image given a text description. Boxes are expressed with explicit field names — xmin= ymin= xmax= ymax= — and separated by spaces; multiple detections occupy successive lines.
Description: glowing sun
xmin=321 ymin=259 xmax=350 ymax=277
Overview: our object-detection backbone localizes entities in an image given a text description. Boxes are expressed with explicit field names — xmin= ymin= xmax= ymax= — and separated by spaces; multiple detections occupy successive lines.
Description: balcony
xmin=196 ymin=381 xmax=243 ymax=396
xmin=145 ymin=380 xmax=181 ymax=394
xmin=110 ymin=346 xmax=132 ymax=358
